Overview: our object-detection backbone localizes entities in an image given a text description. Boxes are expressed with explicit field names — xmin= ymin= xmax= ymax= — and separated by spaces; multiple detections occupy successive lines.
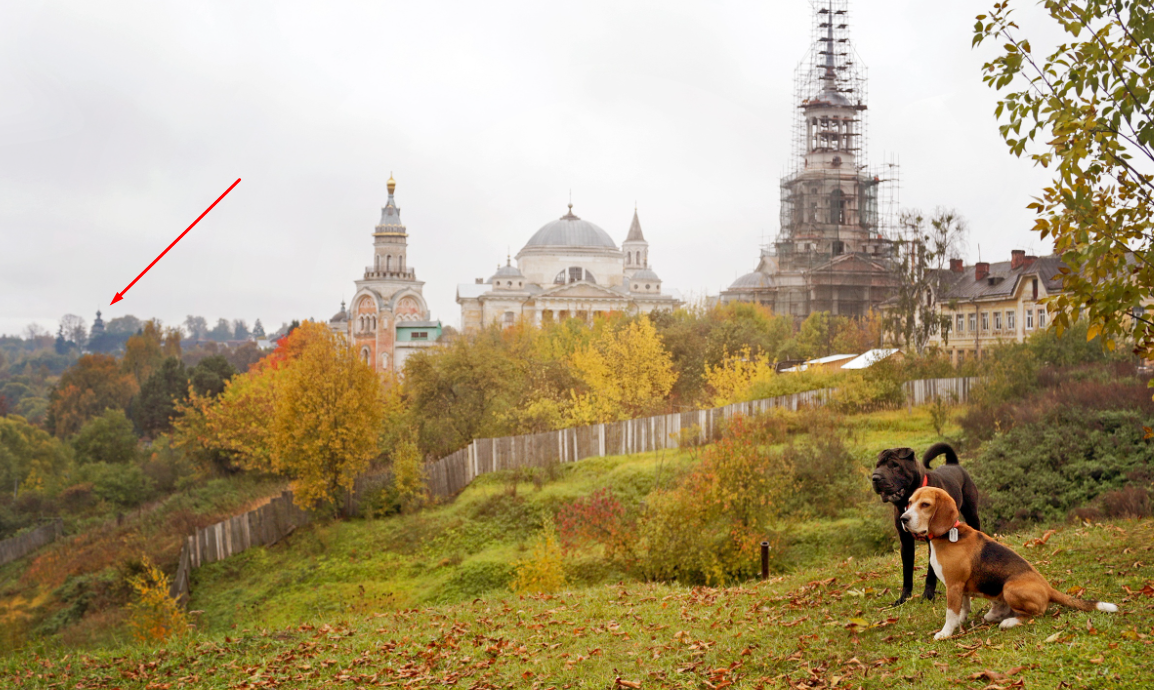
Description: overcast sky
xmin=0 ymin=0 xmax=1059 ymax=337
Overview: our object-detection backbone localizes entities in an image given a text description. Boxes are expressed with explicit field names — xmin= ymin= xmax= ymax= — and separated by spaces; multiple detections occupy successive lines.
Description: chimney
xmin=1011 ymin=249 xmax=1026 ymax=270
xmin=1023 ymin=255 xmax=1038 ymax=268
xmin=950 ymin=258 xmax=964 ymax=273
xmin=975 ymin=262 xmax=990 ymax=281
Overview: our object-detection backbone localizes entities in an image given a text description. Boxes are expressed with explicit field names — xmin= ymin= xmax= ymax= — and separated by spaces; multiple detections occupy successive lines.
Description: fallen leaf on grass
xmin=614 ymin=676 xmax=641 ymax=688
xmin=1023 ymin=530 xmax=1057 ymax=548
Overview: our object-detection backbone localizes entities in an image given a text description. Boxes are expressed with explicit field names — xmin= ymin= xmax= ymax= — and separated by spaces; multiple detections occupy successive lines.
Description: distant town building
xmin=329 ymin=175 xmax=441 ymax=373
xmin=456 ymin=205 xmax=679 ymax=332
xmin=927 ymin=251 xmax=1062 ymax=365
xmin=722 ymin=0 xmax=898 ymax=319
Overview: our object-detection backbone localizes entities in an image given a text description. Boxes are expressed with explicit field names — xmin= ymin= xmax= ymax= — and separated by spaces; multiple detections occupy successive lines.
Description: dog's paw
xmin=933 ymin=629 xmax=951 ymax=641
xmin=921 ymin=591 xmax=937 ymax=603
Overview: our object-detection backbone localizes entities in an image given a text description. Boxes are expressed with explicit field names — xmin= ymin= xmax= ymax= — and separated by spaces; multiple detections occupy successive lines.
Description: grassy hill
xmin=185 ymin=409 xmax=951 ymax=634
xmin=3 ymin=405 xmax=1151 ymax=688
xmin=2 ymin=518 xmax=1149 ymax=689
xmin=0 ymin=475 xmax=286 ymax=652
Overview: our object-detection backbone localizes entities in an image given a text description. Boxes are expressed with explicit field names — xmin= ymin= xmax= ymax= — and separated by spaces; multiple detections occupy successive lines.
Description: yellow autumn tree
xmin=272 ymin=322 xmax=384 ymax=510
xmin=568 ymin=316 xmax=676 ymax=424
xmin=703 ymin=346 xmax=776 ymax=407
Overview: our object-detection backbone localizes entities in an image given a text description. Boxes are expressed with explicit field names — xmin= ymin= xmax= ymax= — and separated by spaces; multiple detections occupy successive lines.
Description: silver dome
xmin=489 ymin=263 xmax=525 ymax=283
xmin=631 ymin=268 xmax=661 ymax=281
xmin=522 ymin=205 xmax=617 ymax=250
xmin=729 ymin=271 xmax=771 ymax=289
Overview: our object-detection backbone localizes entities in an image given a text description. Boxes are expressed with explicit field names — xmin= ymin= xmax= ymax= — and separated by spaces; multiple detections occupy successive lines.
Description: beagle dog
xmin=900 ymin=487 xmax=1117 ymax=640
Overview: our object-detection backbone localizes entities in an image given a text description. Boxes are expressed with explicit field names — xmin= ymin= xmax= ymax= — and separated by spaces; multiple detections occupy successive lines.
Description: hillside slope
xmin=187 ymin=409 xmax=951 ymax=633
xmin=3 ymin=518 xmax=1150 ymax=689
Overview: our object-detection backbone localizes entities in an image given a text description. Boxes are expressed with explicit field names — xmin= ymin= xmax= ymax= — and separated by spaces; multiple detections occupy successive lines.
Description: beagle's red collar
xmin=924 ymin=520 xmax=962 ymax=543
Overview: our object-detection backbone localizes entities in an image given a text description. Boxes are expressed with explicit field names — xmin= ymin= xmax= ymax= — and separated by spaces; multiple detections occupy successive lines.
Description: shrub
xmin=126 ymin=556 xmax=187 ymax=643
xmin=969 ymin=408 xmax=1154 ymax=531
xmin=510 ymin=519 xmax=566 ymax=594
xmin=391 ymin=438 xmax=427 ymax=513
xmin=79 ymin=462 xmax=153 ymax=508
xmin=556 ymin=488 xmax=636 ymax=567
xmin=640 ymin=414 xmax=793 ymax=585
xmin=781 ymin=411 xmax=868 ymax=519
xmin=72 ymin=409 xmax=138 ymax=465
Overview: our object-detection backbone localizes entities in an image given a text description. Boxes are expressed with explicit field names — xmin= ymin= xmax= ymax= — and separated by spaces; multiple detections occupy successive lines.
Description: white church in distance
xmin=456 ymin=204 xmax=680 ymax=332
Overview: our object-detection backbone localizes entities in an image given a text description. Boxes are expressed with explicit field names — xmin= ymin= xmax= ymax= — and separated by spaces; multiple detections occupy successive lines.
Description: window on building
xmin=994 ymin=312 xmax=1002 ymax=330
xmin=968 ymin=313 xmax=976 ymax=332
xmin=981 ymin=312 xmax=989 ymax=331
xmin=1026 ymin=309 xmax=1033 ymax=329
xmin=1038 ymin=310 xmax=1046 ymax=328
xmin=360 ymin=347 xmax=370 ymax=365
xmin=503 ymin=312 xmax=515 ymax=325
xmin=555 ymin=267 xmax=597 ymax=284
xmin=1032 ymin=278 xmax=1039 ymax=300
xmin=957 ymin=350 xmax=965 ymax=366
xmin=386 ymin=255 xmax=392 ymax=271
xmin=1007 ymin=310 xmax=1015 ymax=331
xmin=410 ymin=331 xmax=428 ymax=340
xmin=955 ymin=314 xmax=964 ymax=332
xmin=830 ymin=188 xmax=845 ymax=224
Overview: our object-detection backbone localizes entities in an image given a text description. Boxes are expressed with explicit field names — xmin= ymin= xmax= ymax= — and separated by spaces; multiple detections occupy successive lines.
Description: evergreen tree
xmin=189 ymin=355 xmax=236 ymax=398
xmin=132 ymin=357 xmax=189 ymax=437
xmin=233 ymin=319 xmax=251 ymax=340
xmin=252 ymin=319 xmax=265 ymax=338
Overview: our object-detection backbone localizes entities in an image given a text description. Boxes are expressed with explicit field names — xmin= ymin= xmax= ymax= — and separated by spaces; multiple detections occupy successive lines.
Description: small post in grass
xmin=760 ymin=541 xmax=770 ymax=581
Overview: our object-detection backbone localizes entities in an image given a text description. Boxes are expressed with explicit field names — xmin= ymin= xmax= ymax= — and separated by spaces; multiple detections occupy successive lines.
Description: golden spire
xmin=387 ymin=172 xmax=396 ymax=195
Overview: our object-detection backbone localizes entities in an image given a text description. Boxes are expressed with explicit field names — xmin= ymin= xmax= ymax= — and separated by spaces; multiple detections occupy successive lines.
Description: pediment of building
xmin=536 ymin=282 xmax=626 ymax=299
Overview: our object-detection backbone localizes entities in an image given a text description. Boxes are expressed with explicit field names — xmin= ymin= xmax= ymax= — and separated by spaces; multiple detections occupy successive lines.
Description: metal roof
xmin=625 ymin=209 xmax=645 ymax=243
xmin=729 ymin=271 xmax=772 ymax=289
xmin=396 ymin=320 xmax=441 ymax=329
xmin=938 ymin=256 xmax=1064 ymax=302
xmin=522 ymin=205 xmax=617 ymax=250
xmin=841 ymin=348 xmax=900 ymax=370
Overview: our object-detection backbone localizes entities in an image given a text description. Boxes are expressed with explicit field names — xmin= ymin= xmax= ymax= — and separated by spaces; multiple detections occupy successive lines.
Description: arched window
xmin=360 ymin=347 xmax=370 ymax=364
xmin=386 ymin=255 xmax=392 ymax=271
xmin=830 ymin=188 xmax=845 ymax=224
xmin=555 ymin=267 xmax=596 ymax=284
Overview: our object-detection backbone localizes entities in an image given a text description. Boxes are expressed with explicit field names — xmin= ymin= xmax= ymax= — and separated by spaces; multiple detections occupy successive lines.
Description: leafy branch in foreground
xmin=974 ymin=1 xmax=1154 ymax=357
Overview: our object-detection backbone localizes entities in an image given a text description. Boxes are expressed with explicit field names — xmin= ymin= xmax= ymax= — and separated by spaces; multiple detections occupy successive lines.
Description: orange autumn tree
xmin=177 ymin=321 xmax=384 ymax=510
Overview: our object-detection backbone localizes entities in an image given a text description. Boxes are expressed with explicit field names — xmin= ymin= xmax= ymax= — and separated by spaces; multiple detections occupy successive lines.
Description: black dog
xmin=871 ymin=442 xmax=981 ymax=605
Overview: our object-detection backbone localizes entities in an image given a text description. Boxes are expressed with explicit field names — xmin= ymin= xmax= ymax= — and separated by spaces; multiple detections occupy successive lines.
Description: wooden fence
xmin=169 ymin=490 xmax=310 ymax=605
xmin=168 ymin=376 xmax=975 ymax=603
xmin=0 ymin=519 xmax=63 ymax=567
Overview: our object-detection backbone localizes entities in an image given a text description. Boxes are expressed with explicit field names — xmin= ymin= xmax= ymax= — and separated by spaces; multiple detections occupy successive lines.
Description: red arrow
xmin=111 ymin=178 xmax=242 ymax=305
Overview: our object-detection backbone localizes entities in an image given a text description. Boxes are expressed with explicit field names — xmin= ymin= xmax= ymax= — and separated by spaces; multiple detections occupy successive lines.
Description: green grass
xmin=183 ymin=407 xmax=962 ymax=636
xmin=3 ymin=519 xmax=1150 ymax=689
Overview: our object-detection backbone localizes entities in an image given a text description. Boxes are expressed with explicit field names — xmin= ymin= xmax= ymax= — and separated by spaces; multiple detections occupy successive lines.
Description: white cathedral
xmin=456 ymin=204 xmax=680 ymax=331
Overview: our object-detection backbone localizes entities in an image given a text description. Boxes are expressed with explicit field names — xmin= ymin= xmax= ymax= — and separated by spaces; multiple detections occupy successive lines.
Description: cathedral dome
xmin=730 ymin=271 xmax=772 ymax=289
xmin=632 ymin=268 xmax=661 ymax=282
xmin=522 ymin=204 xmax=617 ymax=251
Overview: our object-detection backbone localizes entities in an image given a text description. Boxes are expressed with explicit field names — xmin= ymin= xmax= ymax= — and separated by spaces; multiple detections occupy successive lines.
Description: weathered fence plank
xmin=0 ymin=519 xmax=63 ymax=567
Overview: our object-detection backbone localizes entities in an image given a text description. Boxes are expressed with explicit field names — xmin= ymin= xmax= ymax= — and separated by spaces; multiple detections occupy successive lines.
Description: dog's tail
xmin=922 ymin=442 xmax=958 ymax=468
xmin=1048 ymin=587 xmax=1118 ymax=613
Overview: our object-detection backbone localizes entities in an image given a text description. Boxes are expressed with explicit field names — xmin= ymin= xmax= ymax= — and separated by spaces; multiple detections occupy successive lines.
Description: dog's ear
xmin=928 ymin=490 xmax=959 ymax=537
xmin=895 ymin=448 xmax=916 ymax=464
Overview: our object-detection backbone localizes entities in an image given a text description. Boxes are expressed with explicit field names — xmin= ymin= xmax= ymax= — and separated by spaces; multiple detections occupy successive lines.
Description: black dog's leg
xmin=960 ymin=500 xmax=982 ymax=534
xmin=894 ymin=517 xmax=915 ymax=605
xmin=921 ymin=541 xmax=938 ymax=601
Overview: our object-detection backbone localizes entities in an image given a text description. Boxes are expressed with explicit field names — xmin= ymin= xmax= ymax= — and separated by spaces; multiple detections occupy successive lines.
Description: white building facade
xmin=457 ymin=205 xmax=679 ymax=332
